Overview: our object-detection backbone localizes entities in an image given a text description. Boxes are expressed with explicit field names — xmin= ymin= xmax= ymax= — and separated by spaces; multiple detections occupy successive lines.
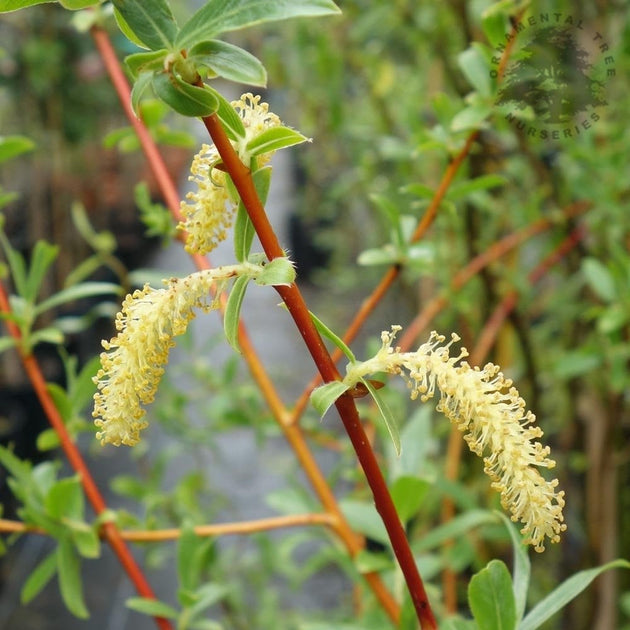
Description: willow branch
xmin=397 ymin=202 xmax=591 ymax=350
xmin=290 ymin=8 xmax=527 ymax=424
xmin=90 ymin=25 xmax=398 ymax=622
xmin=0 ymin=283 xmax=173 ymax=630
xmin=201 ymin=112 xmax=437 ymax=629
xmin=0 ymin=513 xmax=337 ymax=542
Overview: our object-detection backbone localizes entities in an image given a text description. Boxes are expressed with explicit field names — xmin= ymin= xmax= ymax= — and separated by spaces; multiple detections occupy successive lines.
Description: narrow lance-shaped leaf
xmin=311 ymin=381 xmax=351 ymax=417
xmin=234 ymin=167 xmax=271 ymax=261
xmin=34 ymin=282 xmax=121 ymax=316
xmin=246 ymin=126 xmax=309 ymax=157
xmin=24 ymin=240 xmax=59 ymax=303
xmin=125 ymin=597 xmax=178 ymax=619
xmin=176 ymin=0 xmax=341 ymax=49
xmin=112 ymin=0 xmax=178 ymax=51
xmin=20 ymin=551 xmax=57 ymax=604
xmin=309 ymin=311 xmax=356 ymax=362
xmin=520 ymin=560 xmax=630 ymax=630
xmin=215 ymin=90 xmax=247 ymax=141
xmin=362 ymin=377 xmax=401 ymax=456
xmin=0 ymin=135 xmax=36 ymax=162
xmin=496 ymin=512 xmax=530 ymax=623
xmin=57 ymin=537 xmax=89 ymax=619
xmin=189 ymin=40 xmax=267 ymax=87
xmin=224 ymin=275 xmax=250 ymax=352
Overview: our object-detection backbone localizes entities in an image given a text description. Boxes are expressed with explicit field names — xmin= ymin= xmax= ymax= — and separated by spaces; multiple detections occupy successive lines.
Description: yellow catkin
xmin=178 ymin=93 xmax=281 ymax=255
xmin=93 ymin=264 xmax=263 ymax=447
xmin=344 ymin=327 xmax=566 ymax=552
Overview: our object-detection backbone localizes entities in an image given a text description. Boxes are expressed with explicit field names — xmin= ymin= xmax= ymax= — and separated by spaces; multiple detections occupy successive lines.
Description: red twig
xmin=201 ymin=113 xmax=437 ymax=629
xmin=0 ymin=284 xmax=172 ymax=630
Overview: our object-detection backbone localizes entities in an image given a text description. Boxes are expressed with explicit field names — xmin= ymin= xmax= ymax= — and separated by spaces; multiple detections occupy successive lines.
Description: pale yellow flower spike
xmin=93 ymin=264 xmax=263 ymax=447
xmin=178 ymin=94 xmax=281 ymax=256
xmin=179 ymin=144 xmax=231 ymax=256
xmin=344 ymin=327 xmax=567 ymax=552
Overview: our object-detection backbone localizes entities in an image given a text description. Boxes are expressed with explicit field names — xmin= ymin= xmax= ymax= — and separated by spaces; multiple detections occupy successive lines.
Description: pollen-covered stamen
xmin=343 ymin=326 xmax=567 ymax=552
xmin=93 ymin=264 xmax=264 ymax=447
xmin=177 ymin=93 xmax=284 ymax=256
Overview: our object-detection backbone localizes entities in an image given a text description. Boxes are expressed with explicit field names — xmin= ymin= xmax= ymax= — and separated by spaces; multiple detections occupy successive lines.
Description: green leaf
xmin=176 ymin=0 xmax=341 ymax=49
xmin=357 ymin=245 xmax=400 ymax=267
xmin=469 ymin=560 xmax=516 ymax=630
xmin=0 ymin=230 xmax=28 ymax=297
xmin=152 ymin=71 xmax=219 ymax=117
xmin=215 ymin=91 xmax=246 ymax=140
xmin=310 ymin=381 xmax=350 ymax=417
xmin=20 ymin=551 xmax=57 ymax=604
xmin=390 ymin=475 xmax=429 ymax=523
xmin=0 ymin=336 xmax=17 ymax=355
xmin=112 ymin=0 xmax=178 ymax=51
xmin=0 ymin=0 xmax=53 ymax=12
xmin=58 ymin=0 xmax=98 ymax=8
xmin=362 ymin=377 xmax=400 ymax=456
xmin=414 ymin=510 xmax=498 ymax=553
xmin=598 ymin=304 xmax=629 ymax=333
xmin=125 ymin=50 xmax=168 ymax=79
xmin=255 ymin=257 xmax=296 ymax=286
xmin=354 ymin=549 xmax=393 ymax=574
xmin=481 ymin=3 xmax=510 ymax=47
xmin=131 ymin=71 xmax=154 ymax=115
xmin=29 ymin=326 xmax=65 ymax=347
xmin=177 ymin=524 xmax=202 ymax=591
xmin=34 ymin=282 xmax=120 ymax=316
xmin=70 ymin=524 xmax=100 ymax=559
xmin=187 ymin=582 xmax=230 ymax=620
xmin=308 ymin=311 xmax=355 ymax=362
xmin=36 ymin=428 xmax=61 ymax=451
xmin=458 ymin=44 xmax=492 ymax=97
xmin=582 ymin=258 xmax=616 ymax=303
xmin=189 ymin=40 xmax=266 ymax=86
xmin=45 ymin=477 xmax=84 ymax=521
xmin=224 ymin=275 xmax=249 ymax=352
xmin=57 ymin=537 xmax=89 ymax=619
xmin=246 ymin=126 xmax=308 ymax=157
xmin=448 ymin=174 xmax=506 ymax=200
xmin=497 ymin=513 xmax=530 ymax=622
xmin=125 ymin=597 xmax=178 ymax=619
xmin=340 ymin=499 xmax=389 ymax=546
xmin=24 ymin=241 xmax=59 ymax=303
xmin=451 ymin=102 xmax=493 ymax=132
xmin=0 ymin=135 xmax=36 ymax=162
xmin=520 ymin=560 xmax=630 ymax=630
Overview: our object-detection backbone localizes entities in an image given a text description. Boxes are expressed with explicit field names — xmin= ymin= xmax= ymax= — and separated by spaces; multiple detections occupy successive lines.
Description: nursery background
xmin=0 ymin=0 xmax=629 ymax=629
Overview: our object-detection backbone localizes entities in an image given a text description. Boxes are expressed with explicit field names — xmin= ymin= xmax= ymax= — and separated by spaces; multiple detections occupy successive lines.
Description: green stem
xmin=201 ymin=113 xmax=438 ymax=629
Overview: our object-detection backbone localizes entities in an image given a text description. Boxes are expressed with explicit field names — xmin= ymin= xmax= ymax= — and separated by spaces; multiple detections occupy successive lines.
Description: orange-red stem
xmin=201 ymin=113 xmax=437 ymax=629
xmin=0 ymin=284 xmax=172 ymax=630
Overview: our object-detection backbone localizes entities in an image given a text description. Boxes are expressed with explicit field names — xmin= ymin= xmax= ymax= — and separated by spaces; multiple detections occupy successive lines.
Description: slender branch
xmin=397 ymin=201 xmax=591 ymax=351
xmin=90 ymin=25 xmax=399 ymax=621
xmin=0 ymin=513 xmax=337 ymax=541
xmin=0 ymin=284 xmax=173 ymax=630
xmin=289 ymin=8 xmax=527 ymax=424
xmin=201 ymin=113 xmax=437 ymax=629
